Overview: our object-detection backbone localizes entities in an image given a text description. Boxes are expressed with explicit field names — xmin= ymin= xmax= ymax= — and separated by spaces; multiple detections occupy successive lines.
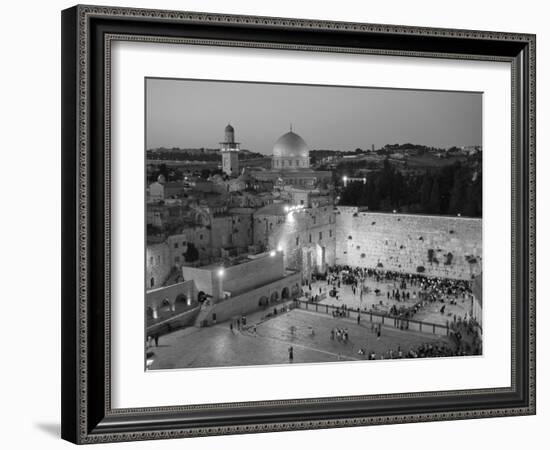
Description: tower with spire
xmin=220 ymin=124 xmax=240 ymax=176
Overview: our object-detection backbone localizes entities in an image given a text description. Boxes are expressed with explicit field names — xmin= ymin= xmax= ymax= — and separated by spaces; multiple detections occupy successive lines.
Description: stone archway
xmin=258 ymin=295 xmax=269 ymax=307
xmin=160 ymin=298 xmax=172 ymax=313
xmin=281 ymin=286 xmax=290 ymax=299
xmin=291 ymin=283 xmax=300 ymax=298
xmin=270 ymin=291 xmax=279 ymax=303
xmin=175 ymin=293 xmax=189 ymax=312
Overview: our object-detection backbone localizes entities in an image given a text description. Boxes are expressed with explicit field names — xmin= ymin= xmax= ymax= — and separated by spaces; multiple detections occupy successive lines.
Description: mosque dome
xmin=273 ymin=131 xmax=309 ymax=158
xmin=225 ymin=124 xmax=234 ymax=133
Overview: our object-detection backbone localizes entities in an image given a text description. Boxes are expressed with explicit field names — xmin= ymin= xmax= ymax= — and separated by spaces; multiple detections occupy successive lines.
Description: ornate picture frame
xmin=61 ymin=5 xmax=536 ymax=444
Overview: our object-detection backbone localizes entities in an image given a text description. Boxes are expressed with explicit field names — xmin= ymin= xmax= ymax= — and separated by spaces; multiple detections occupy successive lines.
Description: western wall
xmin=335 ymin=207 xmax=482 ymax=280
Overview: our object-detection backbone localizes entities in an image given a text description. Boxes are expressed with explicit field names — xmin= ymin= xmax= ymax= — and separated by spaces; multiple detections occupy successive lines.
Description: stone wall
xmin=196 ymin=272 xmax=302 ymax=325
xmin=335 ymin=207 xmax=482 ymax=280
xmin=146 ymin=280 xmax=197 ymax=312
xmin=181 ymin=266 xmax=221 ymax=300
xmin=221 ymin=252 xmax=285 ymax=296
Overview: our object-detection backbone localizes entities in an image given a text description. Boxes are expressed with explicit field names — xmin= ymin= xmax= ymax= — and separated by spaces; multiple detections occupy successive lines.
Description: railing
xmin=293 ymin=299 xmax=450 ymax=336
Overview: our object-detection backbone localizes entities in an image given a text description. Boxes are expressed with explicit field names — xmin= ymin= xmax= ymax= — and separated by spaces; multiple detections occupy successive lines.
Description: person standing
xmin=288 ymin=346 xmax=294 ymax=363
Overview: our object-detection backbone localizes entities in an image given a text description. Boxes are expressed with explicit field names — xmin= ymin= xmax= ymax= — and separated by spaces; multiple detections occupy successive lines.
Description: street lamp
xmin=218 ymin=268 xmax=225 ymax=277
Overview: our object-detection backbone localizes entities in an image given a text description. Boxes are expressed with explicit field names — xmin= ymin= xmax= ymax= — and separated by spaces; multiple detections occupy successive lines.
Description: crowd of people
xmin=312 ymin=265 xmax=476 ymax=322
xmin=330 ymin=327 xmax=350 ymax=343
xmin=355 ymin=341 xmax=466 ymax=361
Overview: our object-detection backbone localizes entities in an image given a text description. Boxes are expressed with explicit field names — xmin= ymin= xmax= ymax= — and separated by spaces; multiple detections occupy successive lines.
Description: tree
xmin=428 ymin=178 xmax=441 ymax=213
xmin=420 ymin=173 xmax=433 ymax=210
xmin=448 ymin=171 xmax=465 ymax=214
xmin=184 ymin=243 xmax=199 ymax=262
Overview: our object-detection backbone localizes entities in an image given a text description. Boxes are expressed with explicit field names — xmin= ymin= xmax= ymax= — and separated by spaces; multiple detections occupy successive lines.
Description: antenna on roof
xmin=290 ymin=122 xmax=293 ymax=132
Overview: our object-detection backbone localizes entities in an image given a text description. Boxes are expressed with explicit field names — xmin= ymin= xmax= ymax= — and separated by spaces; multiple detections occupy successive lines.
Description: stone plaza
xmin=148 ymin=305 xmax=456 ymax=370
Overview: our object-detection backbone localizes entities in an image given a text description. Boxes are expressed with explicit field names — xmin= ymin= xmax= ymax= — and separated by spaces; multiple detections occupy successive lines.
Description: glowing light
xmin=393 ymin=210 xmax=397 ymax=213
xmin=218 ymin=268 xmax=225 ymax=277
xmin=270 ymin=250 xmax=276 ymax=257
xmin=343 ymin=176 xmax=348 ymax=182
xmin=277 ymin=245 xmax=283 ymax=252
xmin=284 ymin=205 xmax=290 ymax=212
xmin=457 ymin=213 xmax=461 ymax=217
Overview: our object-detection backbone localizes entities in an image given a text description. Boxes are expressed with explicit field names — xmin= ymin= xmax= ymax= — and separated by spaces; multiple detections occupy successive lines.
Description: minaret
xmin=220 ymin=124 xmax=240 ymax=176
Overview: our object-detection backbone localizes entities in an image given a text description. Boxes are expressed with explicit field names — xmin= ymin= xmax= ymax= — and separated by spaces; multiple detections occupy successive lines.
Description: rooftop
xmin=253 ymin=203 xmax=289 ymax=216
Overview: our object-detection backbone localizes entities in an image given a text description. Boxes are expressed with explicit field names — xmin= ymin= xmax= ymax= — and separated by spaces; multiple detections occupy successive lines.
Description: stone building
xmin=146 ymin=241 xmax=172 ymax=289
xmin=253 ymin=203 xmax=337 ymax=281
xmin=148 ymin=174 xmax=187 ymax=201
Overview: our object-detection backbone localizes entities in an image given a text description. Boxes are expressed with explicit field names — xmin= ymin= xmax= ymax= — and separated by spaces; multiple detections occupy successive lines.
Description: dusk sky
xmin=146 ymin=78 xmax=482 ymax=154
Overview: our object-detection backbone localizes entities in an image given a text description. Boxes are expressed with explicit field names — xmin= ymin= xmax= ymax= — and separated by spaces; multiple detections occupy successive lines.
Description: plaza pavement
xmin=148 ymin=306 xmax=453 ymax=370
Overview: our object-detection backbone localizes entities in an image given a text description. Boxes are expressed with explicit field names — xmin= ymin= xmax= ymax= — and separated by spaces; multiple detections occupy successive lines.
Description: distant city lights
xmin=285 ymin=204 xmax=305 ymax=214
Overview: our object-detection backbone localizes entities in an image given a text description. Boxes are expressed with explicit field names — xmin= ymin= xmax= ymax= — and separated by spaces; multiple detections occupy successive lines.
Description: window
xmin=329 ymin=229 xmax=333 ymax=238
xmin=174 ymin=242 xmax=179 ymax=248
xmin=300 ymin=199 xmax=304 ymax=205
xmin=319 ymin=232 xmax=323 ymax=241
xmin=199 ymin=234 xmax=203 ymax=240
xmin=309 ymin=234 xmax=312 ymax=243
xmin=296 ymin=236 xmax=299 ymax=246
xmin=156 ymin=255 xmax=161 ymax=265
xmin=175 ymin=256 xmax=180 ymax=263
xmin=150 ymin=277 xmax=155 ymax=288
xmin=149 ymin=256 xmax=154 ymax=266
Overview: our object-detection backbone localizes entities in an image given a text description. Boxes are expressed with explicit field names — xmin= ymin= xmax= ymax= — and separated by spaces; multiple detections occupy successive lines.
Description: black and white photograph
xmin=144 ymin=78 xmax=483 ymax=370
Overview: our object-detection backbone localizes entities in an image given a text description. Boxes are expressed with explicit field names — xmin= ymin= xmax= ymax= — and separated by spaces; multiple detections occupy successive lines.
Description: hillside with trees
xmin=339 ymin=158 xmax=482 ymax=217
